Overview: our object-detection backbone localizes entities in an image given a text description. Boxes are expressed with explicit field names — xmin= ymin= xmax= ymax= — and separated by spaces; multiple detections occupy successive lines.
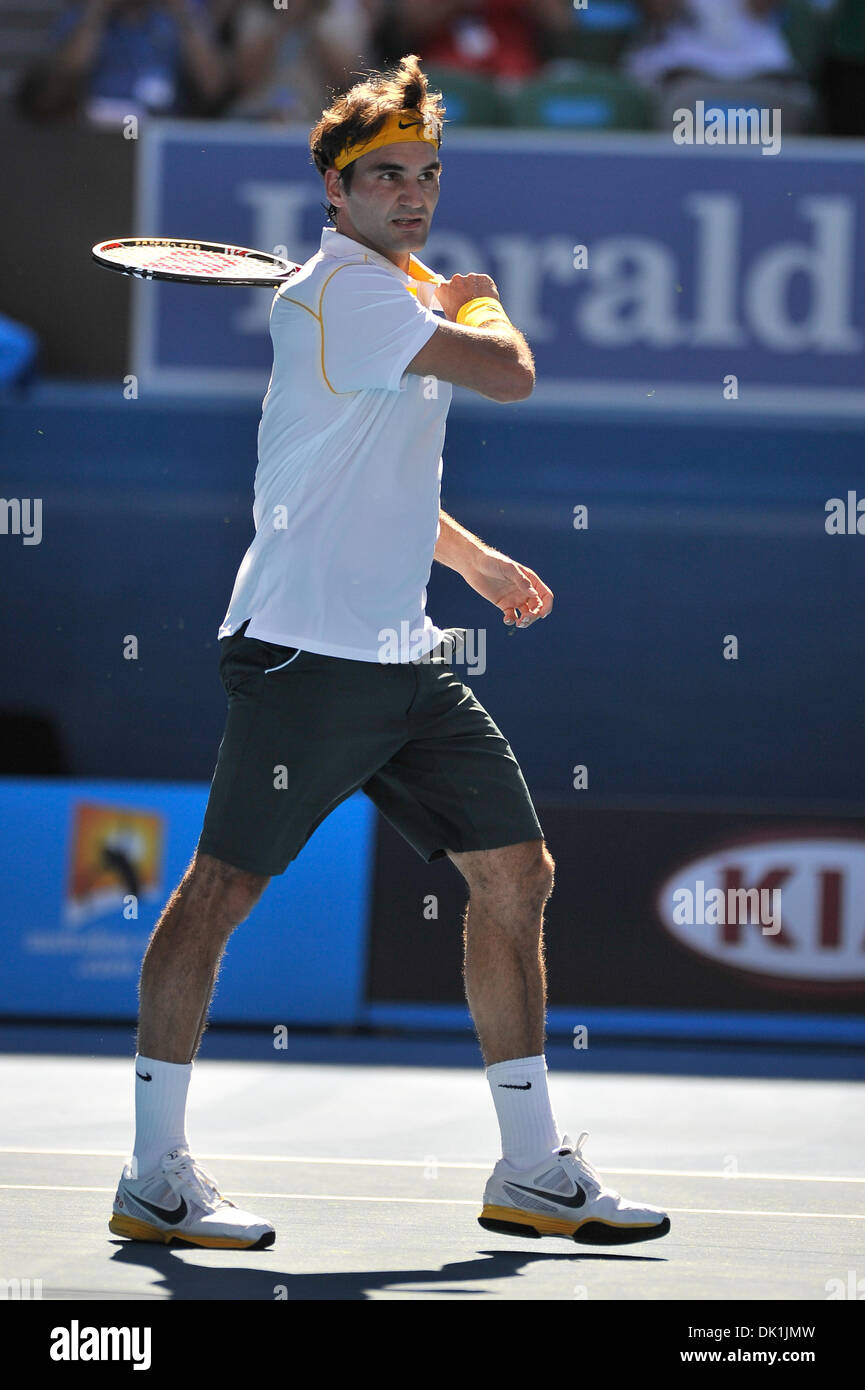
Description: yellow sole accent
xmin=479 ymin=1205 xmax=662 ymax=1237
xmin=108 ymin=1212 xmax=262 ymax=1249
xmin=109 ymin=1213 xmax=170 ymax=1243
xmin=480 ymin=1204 xmax=583 ymax=1237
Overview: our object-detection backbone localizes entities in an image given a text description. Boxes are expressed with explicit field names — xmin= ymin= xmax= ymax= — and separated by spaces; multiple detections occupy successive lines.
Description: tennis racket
xmin=92 ymin=237 xmax=300 ymax=286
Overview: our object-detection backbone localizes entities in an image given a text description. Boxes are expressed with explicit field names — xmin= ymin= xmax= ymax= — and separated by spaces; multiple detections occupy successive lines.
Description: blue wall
xmin=0 ymin=776 xmax=374 ymax=1024
xmin=2 ymin=383 xmax=864 ymax=806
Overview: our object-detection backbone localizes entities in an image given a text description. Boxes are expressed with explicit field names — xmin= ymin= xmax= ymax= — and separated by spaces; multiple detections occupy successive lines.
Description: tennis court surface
xmin=1 ymin=1026 xmax=863 ymax=1304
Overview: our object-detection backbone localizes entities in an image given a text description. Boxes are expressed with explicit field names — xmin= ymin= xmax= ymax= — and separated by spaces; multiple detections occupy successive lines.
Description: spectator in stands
xmin=381 ymin=0 xmax=571 ymax=82
xmin=624 ymin=0 xmax=814 ymax=132
xmin=819 ymin=0 xmax=865 ymax=135
xmin=625 ymin=0 xmax=798 ymax=82
xmin=19 ymin=0 xmax=225 ymax=124
xmin=198 ymin=0 xmax=255 ymax=110
xmin=311 ymin=0 xmax=381 ymax=92
xmin=220 ymin=0 xmax=380 ymax=123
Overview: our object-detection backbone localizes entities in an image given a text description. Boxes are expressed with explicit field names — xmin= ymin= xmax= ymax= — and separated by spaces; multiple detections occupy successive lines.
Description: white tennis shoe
xmin=479 ymin=1131 xmax=671 ymax=1244
xmin=110 ymin=1146 xmax=275 ymax=1249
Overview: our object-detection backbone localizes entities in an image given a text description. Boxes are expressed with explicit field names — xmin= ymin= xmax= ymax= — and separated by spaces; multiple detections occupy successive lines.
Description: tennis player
xmin=111 ymin=54 xmax=670 ymax=1251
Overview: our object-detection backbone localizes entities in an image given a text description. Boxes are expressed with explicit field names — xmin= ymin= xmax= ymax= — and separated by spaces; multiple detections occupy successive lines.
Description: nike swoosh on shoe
xmin=134 ymin=1195 xmax=189 ymax=1225
xmin=504 ymin=1181 xmax=587 ymax=1210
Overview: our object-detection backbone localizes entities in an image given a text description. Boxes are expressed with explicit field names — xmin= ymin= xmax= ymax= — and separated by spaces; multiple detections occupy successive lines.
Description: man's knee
xmin=452 ymin=838 xmax=555 ymax=906
xmin=538 ymin=843 xmax=555 ymax=897
xmin=188 ymin=851 xmax=270 ymax=925
xmin=523 ymin=842 xmax=555 ymax=905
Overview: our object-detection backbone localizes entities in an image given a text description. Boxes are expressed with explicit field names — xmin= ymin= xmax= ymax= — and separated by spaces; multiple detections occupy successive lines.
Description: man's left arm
xmin=434 ymin=509 xmax=554 ymax=629
xmin=433 ymin=509 xmax=487 ymax=575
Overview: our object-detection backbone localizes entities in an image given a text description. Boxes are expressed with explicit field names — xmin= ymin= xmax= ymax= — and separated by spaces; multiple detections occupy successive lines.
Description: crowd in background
xmin=10 ymin=0 xmax=865 ymax=136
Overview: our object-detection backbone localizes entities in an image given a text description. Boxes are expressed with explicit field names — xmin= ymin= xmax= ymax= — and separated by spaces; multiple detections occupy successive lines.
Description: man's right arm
xmin=404 ymin=273 xmax=535 ymax=404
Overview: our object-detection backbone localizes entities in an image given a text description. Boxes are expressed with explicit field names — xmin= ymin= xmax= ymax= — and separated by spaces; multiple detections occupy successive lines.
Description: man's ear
xmin=324 ymin=167 xmax=345 ymax=211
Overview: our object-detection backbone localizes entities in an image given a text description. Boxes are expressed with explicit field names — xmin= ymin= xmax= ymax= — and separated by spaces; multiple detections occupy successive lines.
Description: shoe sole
xmin=109 ymin=1212 xmax=275 ymax=1250
xmin=478 ymin=1204 xmax=671 ymax=1245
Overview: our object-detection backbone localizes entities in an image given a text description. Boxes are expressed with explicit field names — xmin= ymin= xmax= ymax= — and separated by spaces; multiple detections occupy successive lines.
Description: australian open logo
xmin=64 ymin=803 xmax=164 ymax=926
xmin=22 ymin=802 xmax=165 ymax=984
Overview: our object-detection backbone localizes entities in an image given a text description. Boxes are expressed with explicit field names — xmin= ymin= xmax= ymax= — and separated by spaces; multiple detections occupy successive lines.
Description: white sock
xmin=132 ymin=1054 xmax=192 ymax=1176
xmin=486 ymin=1054 xmax=561 ymax=1171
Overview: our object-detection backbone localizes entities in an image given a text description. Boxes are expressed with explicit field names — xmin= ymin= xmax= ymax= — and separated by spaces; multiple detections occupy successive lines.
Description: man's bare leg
xmin=447 ymin=840 xmax=671 ymax=1241
xmin=113 ymin=851 xmax=276 ymax=1247
xmin=137 ymin=850 xmax=270 ymax=1063
xmin=447 ymin=838 xmax=554 ymax=1067
xmin=445 ymin=838 xmax=558 ymax=1171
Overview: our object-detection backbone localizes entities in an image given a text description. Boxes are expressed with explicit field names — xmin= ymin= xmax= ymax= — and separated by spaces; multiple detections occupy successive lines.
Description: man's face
xmin=326 ymin=140 xmax=441 ymax=269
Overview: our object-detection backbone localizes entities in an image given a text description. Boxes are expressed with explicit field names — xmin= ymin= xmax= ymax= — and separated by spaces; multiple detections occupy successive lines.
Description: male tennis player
xmin=111 ymin=54 xmax=670 ymax=1251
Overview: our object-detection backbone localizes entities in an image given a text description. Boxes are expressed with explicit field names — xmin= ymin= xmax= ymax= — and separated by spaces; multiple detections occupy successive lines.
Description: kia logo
xmin=655 ymin=834 xmax=865 ymax=985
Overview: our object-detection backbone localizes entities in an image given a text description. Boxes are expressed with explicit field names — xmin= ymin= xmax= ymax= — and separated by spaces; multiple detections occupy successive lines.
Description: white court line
xmin=661 ymin=1207 xmax=865 ymax=1220
xmin=0 ymin=1147 xmax=862 ymax=1184
xmin=1 ymin=1184 xmax=863 ymax=1219
xmin=0 ymin=1185 xmax=112 ymax=1194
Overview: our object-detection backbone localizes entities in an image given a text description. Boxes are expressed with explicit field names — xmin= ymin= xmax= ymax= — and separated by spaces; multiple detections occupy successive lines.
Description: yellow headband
xmin=334 ymin=110 xmax=441 ymax=172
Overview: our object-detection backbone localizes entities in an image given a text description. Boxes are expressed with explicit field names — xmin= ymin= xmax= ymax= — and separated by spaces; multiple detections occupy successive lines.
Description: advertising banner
xmin=134 ymin=124 xmax=865 ymax=412
xmin=0 ymin=778 xmax=374 ymax=1025
xmin=365 ymin=807 xmax=865 ymax=1041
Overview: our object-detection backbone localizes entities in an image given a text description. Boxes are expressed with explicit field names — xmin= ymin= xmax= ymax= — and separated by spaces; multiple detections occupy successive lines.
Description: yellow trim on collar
xmin=408 ymin=254 xmax=443 ymax=287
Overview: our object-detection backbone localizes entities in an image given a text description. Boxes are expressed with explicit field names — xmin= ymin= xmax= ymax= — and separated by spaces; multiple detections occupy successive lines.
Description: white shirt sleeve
xmin=320 ymin=262 xmax=441 ymax=393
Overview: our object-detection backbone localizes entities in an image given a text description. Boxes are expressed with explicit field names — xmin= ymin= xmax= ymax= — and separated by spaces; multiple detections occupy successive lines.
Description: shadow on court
xmin=109 ymin=1240 xmax=666 ymax=1300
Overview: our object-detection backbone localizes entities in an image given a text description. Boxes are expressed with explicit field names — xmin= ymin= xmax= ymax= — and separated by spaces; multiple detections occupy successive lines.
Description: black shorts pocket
xmin=218 ymin=626 xmax=300 ymax=695
xmin=262 ymin=646 xmax=301 ymax=673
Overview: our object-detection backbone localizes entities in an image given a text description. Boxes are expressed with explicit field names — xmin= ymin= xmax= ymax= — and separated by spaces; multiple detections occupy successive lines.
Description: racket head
xmin=92 ymin=237 xmax=300 ymax=286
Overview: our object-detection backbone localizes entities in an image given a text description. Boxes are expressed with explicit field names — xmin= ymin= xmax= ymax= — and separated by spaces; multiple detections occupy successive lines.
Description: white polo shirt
xmin=218 ymin=226 xmax=453 ymax=662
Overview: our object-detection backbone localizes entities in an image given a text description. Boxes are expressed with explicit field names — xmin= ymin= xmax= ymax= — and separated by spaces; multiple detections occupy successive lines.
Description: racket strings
xmin=100 ymin=245 xmax=278 ymax=278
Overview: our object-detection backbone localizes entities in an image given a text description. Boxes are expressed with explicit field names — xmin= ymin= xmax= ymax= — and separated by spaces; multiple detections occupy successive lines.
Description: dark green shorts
xmin=197 ymin=622 xmax=544 ymax=876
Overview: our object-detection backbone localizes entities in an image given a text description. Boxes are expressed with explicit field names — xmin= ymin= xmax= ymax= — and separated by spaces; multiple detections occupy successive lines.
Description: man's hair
xmin=309 ymin=54 xmax=445 ymax=226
